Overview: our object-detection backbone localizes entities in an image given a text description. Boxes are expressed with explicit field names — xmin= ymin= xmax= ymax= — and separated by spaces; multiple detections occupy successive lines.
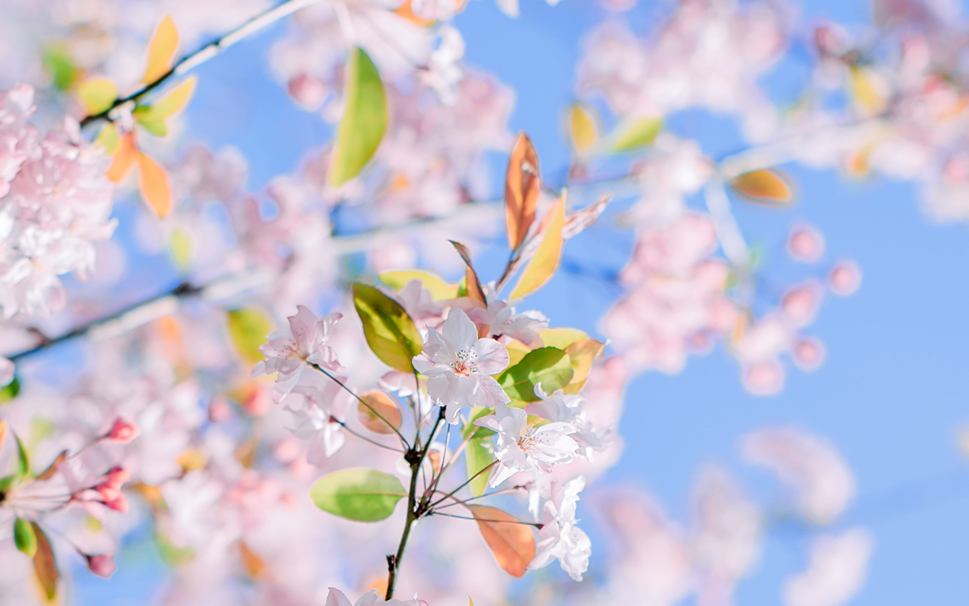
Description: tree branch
xmin=79 ymin=0 xmax=324 ymax=128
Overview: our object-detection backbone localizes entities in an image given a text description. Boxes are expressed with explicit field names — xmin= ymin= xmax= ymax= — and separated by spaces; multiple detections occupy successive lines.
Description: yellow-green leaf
xmin=728 ymin=169 xmax=794 ymax=207
xmin=95 ymin=123 xmax=120 ymax=154
xmin=611 ymin=115 xmax=663 ymax=152
xmin=134 ymin=109 xmax=168 ymax=137
xmin=328 ymin=47 xmax=387 ymax=187
xmin=509 ymin=195 xmax=566 ymax=300
xmin=379 ymin=270 xmax=458 ymax=300
xmin=150 ymin=76 xmax=197 ymax=118
xmin=169 ymin=228 xmax=193 ymax=270
xmin=539 ymin=328 xmax=588 ymax=350
xmin=352 ymin=283 xmax=423 ymax=373
xmin=14 ymin=518 xmax=36 ymax=557
xmin=226 ymin=308 xmax=273 ymax=366
xmin=77 ymin=78 xmax=118 ymax=116
xmin=466 ymin=437 xmax=494 ymax=497
xmin=566 ymin=102 xmax=600 ymax=156
xmin=143 ymin=15 xmax=180 ymax=84
xmin=310 ymin=468 xmax=406 ymax=522
xmin=498 ymin=347 xmax=574 ymax=402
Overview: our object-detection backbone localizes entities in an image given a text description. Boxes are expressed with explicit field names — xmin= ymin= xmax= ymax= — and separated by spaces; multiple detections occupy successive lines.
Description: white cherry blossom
xmin=413 ymin=308 xmax=510 ymax=423
xmin=530 ymin=476 xmax=592 ymax=581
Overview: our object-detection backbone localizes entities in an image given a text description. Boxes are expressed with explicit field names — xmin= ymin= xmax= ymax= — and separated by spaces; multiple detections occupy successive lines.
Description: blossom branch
xmin=79 ymin=0 xmax=324 ymax=128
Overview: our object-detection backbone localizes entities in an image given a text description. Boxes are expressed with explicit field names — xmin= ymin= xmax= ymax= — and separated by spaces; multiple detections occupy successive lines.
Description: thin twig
xmin=79 ymin=0 xmax=324 ymax=128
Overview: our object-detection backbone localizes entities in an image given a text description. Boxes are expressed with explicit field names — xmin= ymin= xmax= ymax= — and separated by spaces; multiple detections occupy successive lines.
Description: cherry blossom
xmin=413 ymin=308 xmax=510 ymax=423
xmin=529 ymin=476 xmax=592 ymax=581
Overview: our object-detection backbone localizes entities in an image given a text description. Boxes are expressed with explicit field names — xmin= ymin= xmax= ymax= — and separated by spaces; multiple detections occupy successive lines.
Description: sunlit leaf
xmin=143 ymin=15 xmax=180 ymax=84
xmin=539 ymin=328 xmax=588 ymax=350
xmin=379 ymin=269 xmax=458 ymax=300
xmin=169 ymin=228 xmax=193 ymax=270
xmin=77 ymin=78 xmax=118 ymax=116
xmin=14 ymin=433 xmax=29 ymax=479
xmin=95 ymin=123 xmax=120 ymax=154
xmin=352 ymin=283 xmax=423 ymax=373
xmin=134 ymin=112 xmax=167 ymax=137
xmin=848 ymin=66 xmax=887 ymax=115
xmin=728 ymin=169 xmax=794 ymax=207
xmin=466 ymin=436 xmax=494 ymax=497
xmin=0 ymin=377 xmax=20 ymax=404
xmin=450 ymin=241 xmax=486 ymax=306
xmin=328 ymin=47 xmax=387 ymax=187
xmin=498 ymin=347 xmax=574 ymax=402
xmin=137 ymin=152 xmax=173 ymax=218
xmin=563 ymin=338 xmax=605 ymax=393
xmin=226 ymin=308 xmax=274 ymax=367
xmin=105 ymin=132 xmax=137 ymax=183
xmin=150 ymin=76 xmax=197 ymax=117
xmin=42 ymin=45 xmax=79 ymax=91
xmin=357 ymin=390 xmax=403 ymax=435
xmin=14 ymin=518 xmax=36 ymax=557
xmin=566 ymin=102 xmax=600 ymax=156
xmin=393 ymin=0 xmax=436 ymax=25
xmin=509 ymin=195 xmax=566 ymax=300
xmin=310 ymin=468 xmax=406 ymax=522
xmin=611 ymin=115 xmax=663 ymax=152
xmin=504 ymin=133 xmax=542 ymax=251
xmin=467 ymin=505 xmax=536 ymax=578
xmin=31 ymin=523 xmax=58 ymax=602
xmin=239 ymin=542 xmax=266 ymax=580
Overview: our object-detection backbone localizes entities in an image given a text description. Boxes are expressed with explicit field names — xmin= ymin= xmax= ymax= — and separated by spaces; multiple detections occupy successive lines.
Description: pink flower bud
xmin=782 ymin=283 xmax=822 ymax=327
xmin=103 ymin=493 xmax=129 ymax=513
xmin=794 ymin=337 xmax=826 ymax=371
xmin=103 ymin=467 xmax=130 ymax=489
xmin=96 ymin=483 xmax=122 ymax=502
xmin=85 ymin=553 xmax=116 ymax=578
xmin=106 ymin=418 xmax=139 ymax=443
xmin=742 ymin=360 xmax=785 ymax=396
xmin=287 ymin=74 xmax=327 ymax=110
xmin=828 ymin=261 xmax=862 ymax=296
xmin=787 ymin=224 xmax=824 ymax=263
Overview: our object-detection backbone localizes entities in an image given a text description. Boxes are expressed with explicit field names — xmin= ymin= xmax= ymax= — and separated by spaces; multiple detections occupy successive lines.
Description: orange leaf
xmin=504 ymin=133 xmax=542 ymax=251
xmin=450 ymin=240 xmax=487 ymax=306
xmin=509 ymin=194 xmax=566 ymax=300
xmin=394 ymin=0 xmax=436 ymax=25
xmin=31 ymin=523 xmax=59 ymax=602
xmin=105 ymin=132 xmax=137 ymax=183
xmin=143 ymin=15 xmax=179 ymax=84
xmin=238 ymin=542 xmax=267 ymax=580
xmin=137 ymin=152 xmax=173 ymax=218
xmin=728 ymin=169 xmax=794 ymax=207
xmin=467 ymin=505 xmax=536 ymax=578
xmin=357 ymin=390 xmax=403 ymax=435
xmin=0 ymin=420 xmax=6 ymax=452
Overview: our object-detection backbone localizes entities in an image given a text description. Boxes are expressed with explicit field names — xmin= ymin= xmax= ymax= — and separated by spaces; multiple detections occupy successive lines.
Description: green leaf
xmin=14 ymin=518 xmax=36 ymax=557
xmin=611 ymin=116 xmax=663 ymax=152
xmin=498 ymin=347 xmax=574 ymax=402
xmin=226 ymin=308 xmax=274 ymax=366
xmin=466 ymin=438 xmax=494 ymax=498
xmin=310 ymin=468 xmax=406 ymax=522
xmin=462 ymin=406 xmax=496 ymax=440
xmin=133 ymin=107 xmax=168 ymax=136
xmin=42 ymin=45 xmax=78 ymax=91
xmin=352 ymin=283 xmax=422 ymax=373
xmin=0 ymin=376 xmax=20 ymax=404
xmin=14 ymin=433 xmax=29 ymax=480
xmin=328 ymin=47 xmax=388 ymax=187
xmin=155 ymin=533 xmax=196 ymax=565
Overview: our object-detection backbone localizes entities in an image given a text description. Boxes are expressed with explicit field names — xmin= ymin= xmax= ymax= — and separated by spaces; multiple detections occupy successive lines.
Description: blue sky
xmin=75 ymin=0 xmax=969 ymax=603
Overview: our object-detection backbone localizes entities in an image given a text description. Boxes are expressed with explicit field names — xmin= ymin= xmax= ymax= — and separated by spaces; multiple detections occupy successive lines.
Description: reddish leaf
xmin=504 ymin=133 xmax=542 ymax=251
xmin=728 ymin=169 xmax=794 ymax=207
xmin=357 ymin=390 xmax=403 ymax=435
xmin=36 ymin=451 xmax=67 ymax=481
xmin=450 ymin=240 xmax=487 ymax=306
xmin=105 ymin=132 xmax=137 ymax=183
xmin=509 ymin=194 xmax=566 ymax=300
xmin=467 ymin=505 xmax=536 ymax=578
xmin=137 ymin=152 xmax=173 ymax=218
xmin=31 ymin=523 xmax=58 ymax=602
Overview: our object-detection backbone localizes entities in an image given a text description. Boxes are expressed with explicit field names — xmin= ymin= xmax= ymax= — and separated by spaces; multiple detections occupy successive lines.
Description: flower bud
xmin=106 ymin=418 xmax=139 ymax=443
xmin=85 ymin=553 xmax=116 ymax=578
